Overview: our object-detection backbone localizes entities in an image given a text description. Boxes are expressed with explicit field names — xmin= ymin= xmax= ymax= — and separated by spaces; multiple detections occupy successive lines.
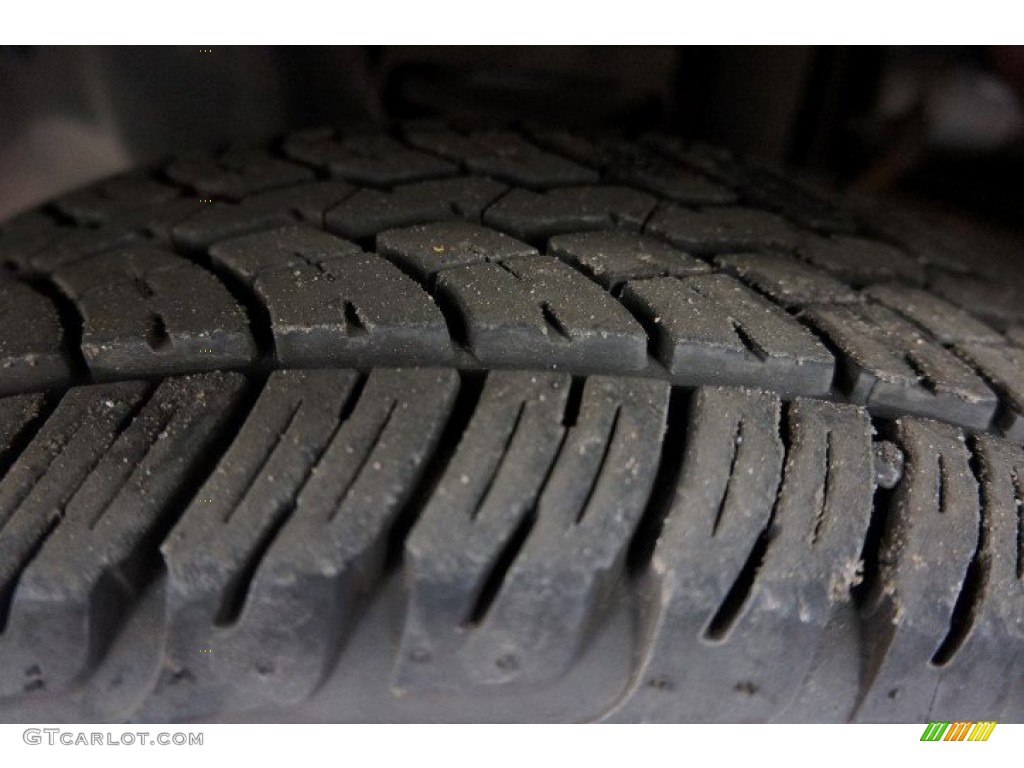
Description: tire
xmin=0 ymin=123 xmax=1020 ymax=724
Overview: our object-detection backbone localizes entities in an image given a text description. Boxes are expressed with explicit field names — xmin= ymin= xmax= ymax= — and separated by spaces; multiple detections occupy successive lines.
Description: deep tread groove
xmin=326 ymin=399 xmax=398 ymax=522
xmin=222 ymin=398 xmax=304 ymax=525
xmin=1012 ymin=467 xmax=1023 ymax=581
xmin=210 ymin=377 xmax=351 ymax=627
xmin=562 ymin=377 xmax=586 ymax=428
xmin=214 ymin=493 xmax=297 ymax=628
xmin=463 ymin=493 xmax=539 ymax=627
xmin=174 ymin=247 xmax=277 ymax=366
xmin=384 ymin=372 xmax=486 ymax=570
xmin=852 ymin=484 xmax=894 ymax=611
xmin=85 ymin=400 xmax=180 ymax=532
xmin=18 ymin=274 xmax=91 ymax=382
xmin=343 ymin=302 xmax=367 ymax=335
xmin=574 ymin=405 xmax=622 ymax=525
xmin=711 ymin=420 xmax=745 ymax=537
xmin=0 ymin=394 xmax=59 ymax=482
xmin=929 ymin=446 xmax=989 ymax=667
xmin=145 ymin=313 xmax=171 ymax=351
xmin=90 ymin=373 xmax=264 ymax=664
xmin=540 ymin=302 xmax=572 ymax=342
xmin=462 ymin=403 xmax=574 ymax=628
xmin=627 ymin=387 xmax=689 ymax=575
xmin=703 ymin=524 xmax=772 ymax=643
xmin=810 ymin=431 xmax=833 ymax=546
xmin=469 ymin=401 xmax=527 ymax=521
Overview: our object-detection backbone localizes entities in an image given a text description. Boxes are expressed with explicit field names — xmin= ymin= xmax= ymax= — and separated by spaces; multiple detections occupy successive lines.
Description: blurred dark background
xmin=2 ymin=45 xmax=1022 ymax=256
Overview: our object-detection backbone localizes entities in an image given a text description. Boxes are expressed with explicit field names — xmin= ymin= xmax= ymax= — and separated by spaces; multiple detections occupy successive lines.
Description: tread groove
xmin=213 ymin=378 xmax=353 ymax=626
xmin=702 ymin=525 xmax=772 ymax=643
xmin=464 ymin=493 xmax=538 ymax=627
xmin=384 ymin=373 xmax=485 ymax=570
xmin=85 ymin=399 xmax=179 ymax=532
xmin=326 ymin=399 xmax=398 ymax=521
xmin=469 ymin=401 xmax=527 ymax=522
xmin=0 ymin=394 xmax=58 ymax=483
xmin=574 ymin=405 xmax=622 ymax=526
xmin=810 ymin=430 xmax=833 ymax=546
xmin=712 ymin=420 xmax=745 ymax=537
xmin=1013 ymin=467 xmax=1023 ymax=581
xmin=930 ymin=446 xmax=989 ymax=667
xmin=18 ymin=274 xmax=91 ymax=382
xmin=174 ymin=246 xmax=276 ymax=365
xmin=852 ymin=445 xmax=894 ymax=612
xmin=627 ymin=387 xmax=690 ymax=574
xmin=221 ymin=397 xmax=304 ymax=525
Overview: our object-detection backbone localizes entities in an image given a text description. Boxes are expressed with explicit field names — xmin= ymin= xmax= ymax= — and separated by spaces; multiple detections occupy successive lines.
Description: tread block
xmin=392 ymin=371 xmax=570 ymax=691
xmin=54 ymin=174 xmax=183 ymax=225
xmin=209 ymin=225 xmax=363 ymax=282
xmin=527 ymin=130 xmax=737 ymax=205
xmin=608 ymin=386 xmax=785 ymax=722
xmin=0 ymin=381 xmax=152 ymax=698
xmin=955 ymin=342 xmax=1024 ymax=441
xmin=0 ymin=278 xmax=74 ymax=394
xmin=621 ymin=273 xmax=835 ymax=396
xmin=856 ymin=204 xmax=981 ymax=275
xmin=644 ymin=143 xmax=856 ymax=233
xmin=927 ymin=435 xmax=1024 ymax=719
xmin=166 ymin=149 xmax=315 ymax=201
xmin=1 ymin=201 xmax=205 ymax=274
xmin=548 ymin=230 xmax=709 ymax=290
xmin=404 ymin=125 xmax=598 ymax=187
xmin=0 ymin=393 xmax=48 ymax=471
xmin=283 ymin=129 xmax=457 ymax=185
xmin=797 ymin=235 xmax=925 ymax=286
xmin=714 ymin=252 xmax=858 ymax=308
xmin=52 ymin=247 xmax=258 ymax=379
xmin=396 ymin=374 xmax=669 ymax=691
xmin=325 ymin=177 xmax=507 ymax=240
xmin=435 ymin=256 xmax=648 ymax=370
xmin=0 ymin=212 xmax=67 ymax=269
xmin=0 ymin=373 xmax=247 ymax=697
xmin=483 ymin=186 xmax=657 ymax=242
xmin=642 ymin=135 xmax=747 ymax=187
xmin=248 ymin=253 xmax=453 ymax=367
xmin=458 ymin=377 xmax=670 ymax=686
xmin=645 ymin=204 xmax=803 ymax=255
xmin=171 ymin=181 xmax=356 ymax=252
xmin=378 ymin=221 xmax=537 ymax=279
xmin=855 ymin=418 xmax=981 ymax=722
xmin=864 ymin=284 xmax=1002 ymax=345
xmin=0 ymin=384 xmax=146 ymax=541
xmin=144 ymin=369 xmax=459 ymax=715
xmin=932 ymin=273 xmax=1024 ymax=331
xmin=735 ymin=166 xmax=860 ymax=234
xmin=803 ymin=303 xmax=998 ymax=430
xmin=149 ymin=369 xmax=360 ymax=717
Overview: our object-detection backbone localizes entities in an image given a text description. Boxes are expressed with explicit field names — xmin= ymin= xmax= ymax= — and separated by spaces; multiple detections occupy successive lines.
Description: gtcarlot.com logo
xmin=23 ymin=729 xmax=203 ymax=746
xmin=920 ymin=721 xmax=997 ymax=742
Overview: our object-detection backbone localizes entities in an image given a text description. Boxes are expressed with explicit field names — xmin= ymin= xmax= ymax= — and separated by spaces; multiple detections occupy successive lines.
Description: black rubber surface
xmin=0 ymin=124 xmax=1020 ymax=723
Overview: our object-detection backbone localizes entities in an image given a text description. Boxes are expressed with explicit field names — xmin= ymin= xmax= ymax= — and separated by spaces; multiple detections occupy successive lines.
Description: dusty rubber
xmin=0 ymin=124 xmax=1020 ymax=723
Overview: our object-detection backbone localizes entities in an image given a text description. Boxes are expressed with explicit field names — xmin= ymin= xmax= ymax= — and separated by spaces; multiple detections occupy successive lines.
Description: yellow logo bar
xmin=968 ymin=722 xmax=997 ymax=742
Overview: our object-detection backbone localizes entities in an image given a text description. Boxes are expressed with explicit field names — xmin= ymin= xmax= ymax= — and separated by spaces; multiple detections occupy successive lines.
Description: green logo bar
xmin=921 ymin=722 xmax=950 ymax=741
